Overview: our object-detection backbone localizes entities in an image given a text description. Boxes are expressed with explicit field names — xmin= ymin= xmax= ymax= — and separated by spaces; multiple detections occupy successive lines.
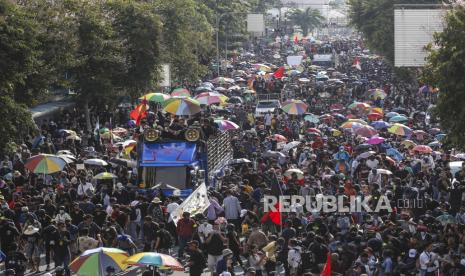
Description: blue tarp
xmin=140 ymin=142 xmax=197 ymax=167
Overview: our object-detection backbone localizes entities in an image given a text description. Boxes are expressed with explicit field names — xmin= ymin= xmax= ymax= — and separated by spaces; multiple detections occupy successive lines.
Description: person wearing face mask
xmin=55 ymin=206 xmax=72 ymax=223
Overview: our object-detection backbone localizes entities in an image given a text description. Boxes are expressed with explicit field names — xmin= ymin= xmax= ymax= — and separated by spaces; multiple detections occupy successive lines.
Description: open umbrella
xmin=435 ymin=133 xmax=446 ymax=141
xmin=215 ymin=119 xmax=239 ymax=131
xmin=348 ymin=102 xmax=371 ymax=112
xmin=84 ymin=159 xmax=108 ymax=166
xmin=163 ymin=97 xmax=201 ymax=116
xmin=429 ymin=128 xmax=441 ymax=135
xmin=211 ymin=77 xmax=235 ymax=84
xmin=124 ymin=252 xmax=182 ymax=271
xmin=25 ymin=154 xmax=67 ymax=174
xmin=306 ymin=128 xmax=321 ymax=135
xmin=388 ymin=123 xmax=412 ymax=136
xmin=282 ymin=141 xmax=301 ymax=152
xmin=366 ymin=88 xmax=387 ymax=100
xmin=377 ymin=169 xmax=393 ymax=175
xmin=268 ymin=134 xmax=287 ymax=142
xmin=367 ymin=112 xmax=383 ymax=121
xmin=358 ymin=151 xmax=376 ymax=159
xmin=263 ymin=151 xmax=286 ymax=158
xmin=354 ymin=125 xmax=377 ymax=138
xmin=412 ymin=145 xmax=433 ymax=154
xmin=252 ymin=63 xmax=272 ymax=72
xmin=70 ymin=247 xmax=128 ymax=276
xmin=401 ymin=140 xmax=417 ymax=148
xmin=93 ymin=172 xmax=117 ymax=180
xmin=347 ymin=119 xmax=368 ymax=125
xmin=140 ymin=93 xmax=171 ymax=103
xmin=389 ymin=115 xmax=408 ymax=123
xmin=370 ymin=121 xmax=390 ymax=129
xmin=304 ymin=114 xmax=320 ymax=123
xmin=340 ymin=121 xmax=364 ymax=129
xmin=385 ymin=112 xmax=400 ymax=118
xmin=194 ymin=86 xmax=213 ymax=93
xmin=367 ymin=136 xmax=385 ymax=145
xmin=195 ymin=92 xmax=228 ymax=105
xmin=284 ymin=168 xmax=304 ymax=180
xmin=281 ymin=100 xmax=308 ymax=115
xmin=170 ymin=88 xmax=190 ymax=97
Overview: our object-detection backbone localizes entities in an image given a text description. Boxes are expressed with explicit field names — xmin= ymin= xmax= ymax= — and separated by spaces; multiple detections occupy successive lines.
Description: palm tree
xmin=287 ymin=7 xmax=325 ymax=37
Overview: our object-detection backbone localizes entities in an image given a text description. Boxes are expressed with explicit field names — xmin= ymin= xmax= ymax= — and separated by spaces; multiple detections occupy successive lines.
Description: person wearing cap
xmin=215 ymin=248 xmax=234 ymax=276
xmin=148 ymin=197 xmax=164 ymax=223
xmin=186 ymin=240 xmax=206 ymax=276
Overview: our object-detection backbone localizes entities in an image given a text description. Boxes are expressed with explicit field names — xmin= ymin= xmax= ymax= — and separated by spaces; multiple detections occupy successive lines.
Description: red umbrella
xmin=367 ymin=112 xmax=383 ymax=121
xmin=354 ymin=125 xmax=378 ymax=138
xmin=330 ymin=103 xmax=344 ymax=111
xmin=413 ymin=145 xmax=433 ymax=154
xmin=269 ymin=134 xmax=288 ymax=142
xmin=306 ymin=128 xmax=321 ymax=135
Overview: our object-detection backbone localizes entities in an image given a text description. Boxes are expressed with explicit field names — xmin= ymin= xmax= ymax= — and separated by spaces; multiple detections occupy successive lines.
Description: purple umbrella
xmin=367 ymin=136 xmax=385 ymax=145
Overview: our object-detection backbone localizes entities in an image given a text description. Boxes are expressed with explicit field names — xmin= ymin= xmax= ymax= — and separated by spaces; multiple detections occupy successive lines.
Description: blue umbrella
xmin=435 ymin=133 xmax=446 ymax=141
xmin=386 ymin=148 xmax=404 ymax=161
xmin=370 ymin=121 xmax=391 ymax=129
xmin=389 ymin=115 xmax=408 ymax=123
xmin=385 ymin=112 xmax=400 ymax=118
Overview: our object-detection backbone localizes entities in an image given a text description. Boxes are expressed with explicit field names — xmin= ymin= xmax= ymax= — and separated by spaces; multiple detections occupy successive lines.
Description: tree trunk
xmin=84 ymin=99 xmax=92 ymax=132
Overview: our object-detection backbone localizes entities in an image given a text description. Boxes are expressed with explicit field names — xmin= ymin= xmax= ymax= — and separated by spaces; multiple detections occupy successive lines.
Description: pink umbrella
xmin=413 ymin=145 xmax=433 ymax=154
xmin=367 ymin=136 xmax=385 ymax=145
xmin=354 ymin=125 xmax=378 ymax=138
xmin=269 ymin=134 xmax=288 ymax=142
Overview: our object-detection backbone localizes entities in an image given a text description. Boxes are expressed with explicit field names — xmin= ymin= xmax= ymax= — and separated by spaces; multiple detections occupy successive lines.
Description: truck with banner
xmin=137 ymin=127 xmax=233 ymax=190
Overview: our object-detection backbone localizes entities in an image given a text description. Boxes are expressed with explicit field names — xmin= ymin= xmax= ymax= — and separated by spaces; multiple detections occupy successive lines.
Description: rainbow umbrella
xmin=367 ymin=88 xmax=387 ymax=99
xmin=25 ymin=154 xmax=67 ymax=174
xmin=163 ymin=97 xmax=201 ymax=116
xmin=348 ymin=102 xmax=371 ymax=112
xmin=354 ymin=125 xmax=378 ymax=138
xmin=340 ymin=121 xmax=364 ymax=129
xmin=215 ymin=119 xmax=239 ymax=131
xmin=140 ymin=93 xmax=171 ymax=103
xmin=93 ymin=172 xmax=117 ymax=180
xmin=124 ymin=252 xmax=183 ymax=271
xmin=70 ymin=247 xmax=128 ymax=276
xmin=252 ymin=63 xmax=272 ymax=72
xmin=195 ymin=92 xmax=229 ymax=105
xmin=282 ymin=100 xmax=308 ymax=115
xmin=211 ymin=77 xmax=235 ymax=85
xmin=347 ymin=119 xmax=368 ymax=125
xmin=171 ymin=88 xmax=191 ymax=97
xmin=388 ymin=123 xmax=412 ymax=136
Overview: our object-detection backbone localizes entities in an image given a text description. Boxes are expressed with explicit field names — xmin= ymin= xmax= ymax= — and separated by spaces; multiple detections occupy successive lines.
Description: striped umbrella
xmin=171 ymin=88 xmax=191 ymax=97
xmin=388 ymin=123 xmax=412 ymax=136
xmin=348 ymin=102 xmax=371 ymax=112
xmin=195 ymin=92 xmax=229 ymax=105
xmin=340 ymin=121 xmax=364 ymax=129
xmin=215 ymin=119 xmax=239 ymax=131
xmin=25 ymin=154 xmax=67 ymax=174
xmin=354 ymin=125 xmax=378 ymax=138
xmin=163 ymin=97 xmax=201 ymax=116
xmin=367 ymin=88 xmax=387 ymax=99
xmin=282 ymin=100 xmax=308 ymax=115
xmin=93 ymin=172 xmax=117 ymax=180
xmin=70 ymin=247 xmax=128 ymax=276
xmin=124 ymin=252 xmax=183 ymax=271
xmin=139 ymin=93 xmax=171 ymax=103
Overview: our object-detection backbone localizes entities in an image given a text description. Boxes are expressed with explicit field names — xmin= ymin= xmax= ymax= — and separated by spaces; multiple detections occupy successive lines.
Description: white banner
xmin=287 ymin=56 xmax=303 ymax=67
xmin=247 ymin=14 xmax=265 ymax=33
xmin=171 ymin=183 xmax=209 ymax=225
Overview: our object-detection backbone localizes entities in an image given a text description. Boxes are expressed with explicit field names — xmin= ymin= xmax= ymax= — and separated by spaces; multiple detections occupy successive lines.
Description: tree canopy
xmin=423 ymin=5 xmax=465 ymax=149
xmin=287 ymin=7 xmax=324 ymax=37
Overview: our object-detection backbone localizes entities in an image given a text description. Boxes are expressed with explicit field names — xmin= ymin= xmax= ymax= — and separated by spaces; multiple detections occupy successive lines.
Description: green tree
xmin=0 ymin=95 xmax=35 ymax=155
xmin=70 ymin=1 xmax=125 ymax=130
xmin=287 ymin=7 xmax=324 ymax=37
xmin=423 ymin=6 xmax=465 ymax=149
xmin=107 ymin=0 xmax=162 ymax=98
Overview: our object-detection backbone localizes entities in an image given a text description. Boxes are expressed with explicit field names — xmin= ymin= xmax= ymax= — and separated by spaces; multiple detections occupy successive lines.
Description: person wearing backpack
xmin=154 ymin=222 xmax=172 ymax=254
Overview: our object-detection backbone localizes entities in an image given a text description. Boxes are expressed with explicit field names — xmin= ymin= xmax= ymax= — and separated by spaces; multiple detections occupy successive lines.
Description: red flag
xmin=260 ymin=203 xmax=281 ymax=225
xmin=352 ymin=57 xmax=361 ymax=70
xmin=294 ymin=36 xmax=299 ymax=44
xmin=130 ymin=98 xmax=149 ymax=126
xmin=273 ymin=67 xmax=285 ymax=79
xmin=321 ymin=252 xmax=332 ymax=276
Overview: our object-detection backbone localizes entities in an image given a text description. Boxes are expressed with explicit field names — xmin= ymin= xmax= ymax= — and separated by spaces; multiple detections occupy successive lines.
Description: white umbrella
xmin=377 ymin=169 xmax=393 ymax=175
xmin=281 ymin=141 xmax=301 ymax=152
xmin=84 ymin=158 xmax=108 ymax=166
xmin=357 ymin=151 xmax=376 ymax=159
xmin=263 ymin=151 xmax=286 ymax=158
xmin=57 ymin=150 xmax=74 ymax=156
xmin=58 ymin=154 xmax=76 ymax=164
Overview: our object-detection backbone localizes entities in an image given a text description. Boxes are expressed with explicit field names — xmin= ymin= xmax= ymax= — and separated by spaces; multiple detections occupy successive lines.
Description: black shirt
xmin=189 ymin=249 xmax=206 ymax=274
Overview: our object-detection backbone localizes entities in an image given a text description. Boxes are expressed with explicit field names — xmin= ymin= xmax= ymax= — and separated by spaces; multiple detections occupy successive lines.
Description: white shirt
xmin=366 ymin=159 xmax=379 ymax=169
xmin=198 ymin=222 xmax=213 ymax=242
xmin=78 ymin=182 xmax=94 ymax=196
xmin=264 ymin=113 xmax=272 ymax=126
xmin=287 ymin=247 xmax=301 ymax=268
xmin=166 ymin=202 xmax=180 ymax=222
xmin=419 ymin=251 xmax=433 ymax=270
